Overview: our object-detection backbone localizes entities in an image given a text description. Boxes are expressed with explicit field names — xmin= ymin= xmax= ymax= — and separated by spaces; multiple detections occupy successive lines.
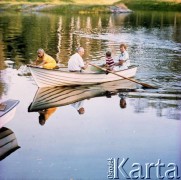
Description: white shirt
xmin=114 ymin=51 xmax=130 ymax=71
xmin=68 ymin=53 xmax=84 ymax=71
xmin=118 ymin=50 xmax=129 ymax=61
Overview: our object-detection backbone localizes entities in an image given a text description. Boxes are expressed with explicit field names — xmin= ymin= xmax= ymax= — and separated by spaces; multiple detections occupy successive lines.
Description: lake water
xmin=0 ymin=11 xmax=180 ymax=180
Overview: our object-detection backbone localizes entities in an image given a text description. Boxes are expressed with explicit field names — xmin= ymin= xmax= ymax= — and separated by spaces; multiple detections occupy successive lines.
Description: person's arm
xmin=31 ymin=57 xmax=44 ymax=66
xmin=118 ymin=60 xmax=125 ymax=66
xmin=35 ymin=56 xmax=47 ymax=67
xmin=79 ymin=57 xmax=89 ymax=70
xmin=81 ymin=61 xmax=89 ymax=70
xmin=114 ymin=59 xmax=120 ymax=66
xmin=30 ymin=58 xmax=38 ymax=66
xmin=28 ymin=59 xmax=39 ymax=67
xmin=37 ymin=61 xmax=46 ymax=66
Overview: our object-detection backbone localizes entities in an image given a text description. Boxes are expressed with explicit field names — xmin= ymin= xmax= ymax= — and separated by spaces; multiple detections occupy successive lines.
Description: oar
xmin=89 ymin=63 xmax=158 ymax=89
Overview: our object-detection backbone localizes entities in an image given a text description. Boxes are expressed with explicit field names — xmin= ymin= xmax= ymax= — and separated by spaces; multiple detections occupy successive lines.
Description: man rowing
xmin=68 ymin=47 xmax=89 ymax=72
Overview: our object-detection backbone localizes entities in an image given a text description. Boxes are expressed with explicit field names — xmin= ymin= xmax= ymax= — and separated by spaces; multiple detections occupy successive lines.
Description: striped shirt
xmin=106 ymin=57 xmax=114 ymax=68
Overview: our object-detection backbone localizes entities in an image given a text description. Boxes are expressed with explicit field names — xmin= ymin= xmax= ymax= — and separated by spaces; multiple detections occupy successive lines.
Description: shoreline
xmin=0 ymin=0 xmax=181 ymax=13
xmin=0 ymin=3 xmax=116 ymax=13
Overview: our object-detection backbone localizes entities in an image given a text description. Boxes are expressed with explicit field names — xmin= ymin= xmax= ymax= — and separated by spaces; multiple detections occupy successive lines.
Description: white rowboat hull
xmin=29 ymin=65 xmax=137 ymax=88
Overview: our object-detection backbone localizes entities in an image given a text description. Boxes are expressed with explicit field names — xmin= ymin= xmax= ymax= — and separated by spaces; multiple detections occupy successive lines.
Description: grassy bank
xmin=0 ymin=0 xmax=119 ymax=13
xmin=0 ymin=3 xmax=111 ymax=13
xmin=0 ymin=0 xmax=118 ymax=5
xmin=114 ymin=0 xmax=181 ymax=11
xmin=0 ymin=0 xmax=181 ymax=13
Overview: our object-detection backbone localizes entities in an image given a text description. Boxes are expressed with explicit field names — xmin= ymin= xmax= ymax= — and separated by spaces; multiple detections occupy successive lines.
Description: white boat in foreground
xmin=28 ymin=65 xmax=138 ymax=87
xmin=0 ymin=99 xmax=19 ymax=118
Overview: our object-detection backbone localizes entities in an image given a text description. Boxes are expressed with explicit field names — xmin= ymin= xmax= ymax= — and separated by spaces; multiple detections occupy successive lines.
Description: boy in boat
xmin=32 ymin=49 xmax=57 ymax=69
xmin=68 ymin=47 xmax=89 ymax=72
xmin=105 ymin=51 xmax=115 ymax=71
xmin=114 ymin=43 xmax=130 ymax=71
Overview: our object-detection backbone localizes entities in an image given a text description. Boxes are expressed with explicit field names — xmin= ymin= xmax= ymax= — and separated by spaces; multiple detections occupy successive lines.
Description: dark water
xmin=0 ymin=11 xmax=180 ymax=180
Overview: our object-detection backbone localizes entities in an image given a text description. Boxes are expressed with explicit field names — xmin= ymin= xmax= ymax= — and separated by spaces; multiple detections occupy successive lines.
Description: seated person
xmin=105 ymin=51 xmax=115 ymax=71
xmin=33 ymin=49 xmax=57 ymax=69
xmin=114 ymin=44 xmax=130 ymax=71
xmin=68 ymin=47 xmax=89 ymax=72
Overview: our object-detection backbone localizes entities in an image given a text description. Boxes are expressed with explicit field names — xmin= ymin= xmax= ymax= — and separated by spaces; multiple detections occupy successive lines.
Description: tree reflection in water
xmin=129 ymin=94 xmax=181 ymax=120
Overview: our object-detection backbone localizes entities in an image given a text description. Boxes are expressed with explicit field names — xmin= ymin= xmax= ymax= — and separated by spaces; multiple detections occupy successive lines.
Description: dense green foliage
xmin=115 ymin=0 xmax=181 ymax=11
xmin=41 ymin=5 xmax=109 ymax=14
xmin=0 ymin=0 xmax=180 ymax=13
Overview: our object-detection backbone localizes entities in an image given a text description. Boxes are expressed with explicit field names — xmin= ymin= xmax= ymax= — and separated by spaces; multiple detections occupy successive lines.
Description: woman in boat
xmin=114 ymin=43 xmax=130 ymax=71
xmin=33 ymin=49 xmax=57 ymax=69
xmin=68 ymin=47 xmax=89 ymax=72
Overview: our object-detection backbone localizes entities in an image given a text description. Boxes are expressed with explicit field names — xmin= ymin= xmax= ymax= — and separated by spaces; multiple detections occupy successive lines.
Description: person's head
xmin=120 ymin=44 xmax=127 ymax=53
xmin=39 ymin=113 xmax=46 ymax=126
xmin=76 ymin=47 xmax=84 ymax=57
xmin=106 ymin=51 xmax=111 ymax=58
xmin=77 ymin=107 xmax=85 ymax=114
xmin=37 ymin=48 xmax=45 ymax=58
xmin=120 ymin=98 xmax=127 ymax=109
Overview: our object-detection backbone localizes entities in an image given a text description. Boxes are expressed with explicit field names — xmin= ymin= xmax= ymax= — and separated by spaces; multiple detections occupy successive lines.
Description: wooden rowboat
xmin=28 ymin=80 xmax=136 ymax=112
xmin=28 ymin=65 xmax=138 ymax=88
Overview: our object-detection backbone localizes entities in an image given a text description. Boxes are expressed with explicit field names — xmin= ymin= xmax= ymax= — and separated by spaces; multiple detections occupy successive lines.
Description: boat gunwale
xmin=0 ymin=100 xmax=20 ymax=118
xmin=28 ymin=65 xmax=138 ymax=75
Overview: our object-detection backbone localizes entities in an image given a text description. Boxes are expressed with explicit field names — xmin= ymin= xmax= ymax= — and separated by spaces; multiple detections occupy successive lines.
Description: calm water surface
xmin=0 ymin=11 xmax=180 ymax=179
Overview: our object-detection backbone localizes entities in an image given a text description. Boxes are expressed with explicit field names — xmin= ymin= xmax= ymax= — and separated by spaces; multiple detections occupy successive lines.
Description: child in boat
xmin=105 ymin=51 xmax=115 ymax=71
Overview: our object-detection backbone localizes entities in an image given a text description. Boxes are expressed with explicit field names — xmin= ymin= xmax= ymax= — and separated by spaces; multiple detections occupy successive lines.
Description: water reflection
xmin=71 ymin=100 xmax=85 ymax=115
xmin=28 ymin=80 xmax=180 ymax=123
xmin=0 ymin=11 xmax=181 ymax=94
xmin=119 ymin=93 xmax=127 ymax=109
xmin=0 ymin=127 xmax=20 ymax=161
xmin=28 ymin=80 xmax=135 ymax=112
xmin=0 ymin=73 xmax=4 ymax=98
xmin=1 ymin=12 xmax=180 ymax=62
xmin=129 ymin=91 xmax=181 ymax=120
xmin=38 ymin=107 xmax=57 ymax=126
xmin=28 ymin=80 xmax=135 ymax=124
xmin=0 ymin=99 xmax=20 ymax=161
